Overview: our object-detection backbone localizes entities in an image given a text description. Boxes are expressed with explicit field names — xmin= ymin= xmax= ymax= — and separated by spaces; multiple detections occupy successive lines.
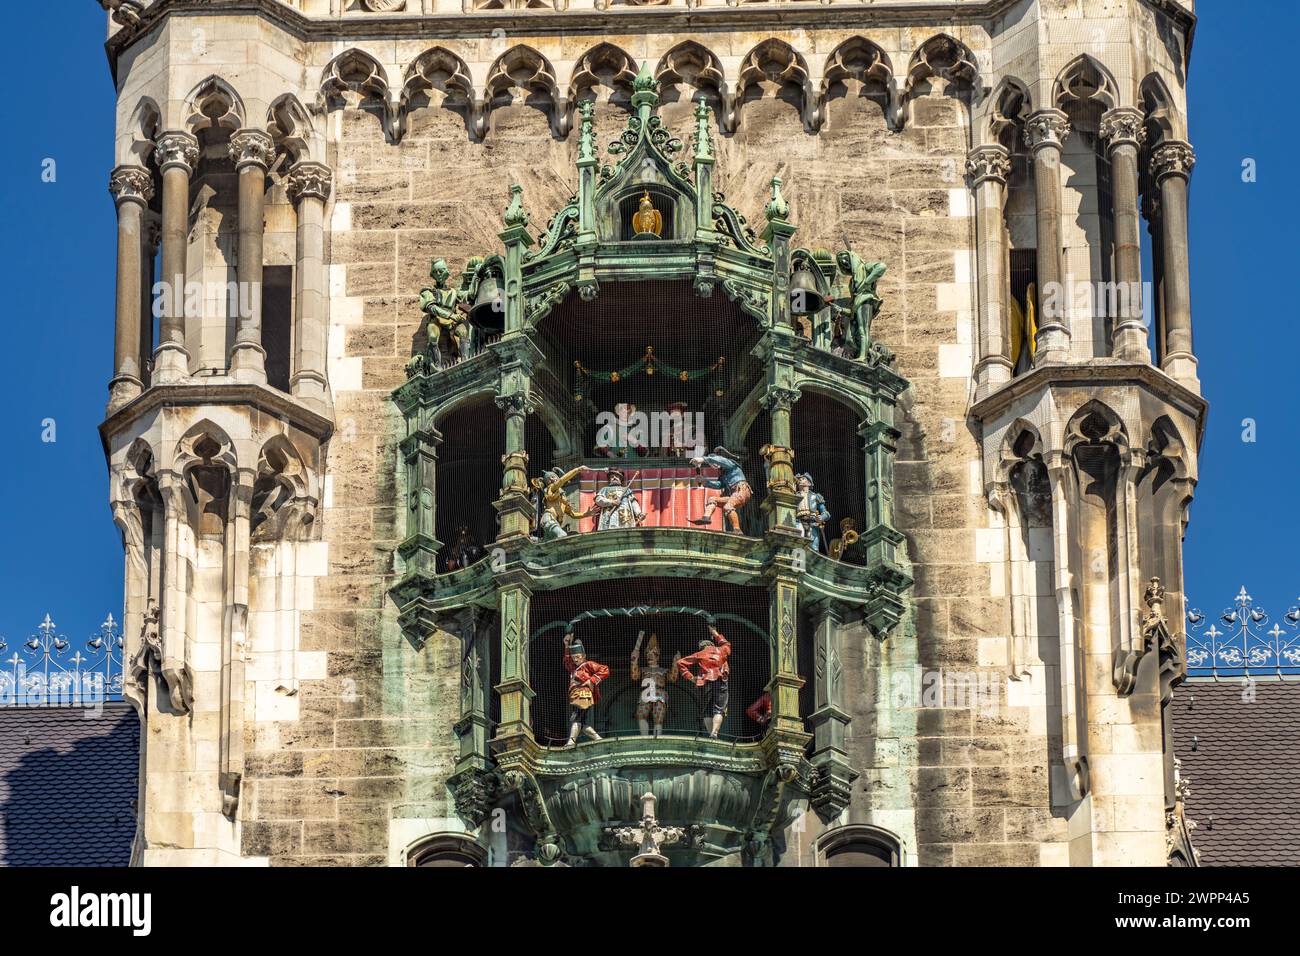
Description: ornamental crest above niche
xmin=401 ymin=62 xmax=896 ymax=378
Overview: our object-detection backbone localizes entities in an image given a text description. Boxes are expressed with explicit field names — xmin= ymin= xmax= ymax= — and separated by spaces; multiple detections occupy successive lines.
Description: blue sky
xmin=0 ymin=5 xmax=1295 ymax=644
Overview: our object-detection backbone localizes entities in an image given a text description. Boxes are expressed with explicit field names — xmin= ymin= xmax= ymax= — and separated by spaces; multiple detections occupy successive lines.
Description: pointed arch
xmin=400 ymin=46 xmax=477 ymax=140
xmin=401 ymin=46 xmax=475 ymax=104
xmin=1063 ymin=399 xmax=1130 ymax=457
xmin=1139 ymin=72 xmax=1185 ymax=142
xmin=985 ymin=75 xmax=1031 ymax=151
xmin=319 ymin=48 xmax=395 ymax=138
xmin=656 ymin=40 xmax=730 ymax=131
xmin=484 ymin=45 xmax=561 ymax=137
xmin=121 ymin=96 xmax=161 ymax=166
xmin=994 ymin=418 xmax=1045 ymax=487
xmin=737 ymin=38 xmax=809 ymax=97
xmin=320 ymin=48 xmax=391 ymax=105
xmin=267 ymin=93 xmax=318 ymax=164
xmin=251 ymin=435 xmax=317 ymax=541
xmin=901 ymin=34 xmax=980 ymax=131
xmin=183 ymin=75 xmax=245 ymax=134
xmin=737 ymin=39 xmax=811 ymax=131
xmin=172 ymin=419 xmax=238 ymax=476
xmin=1053 ymin=54 xmax=1119 ymax=113
xmin=117 ymin=437 xmax=159 ymax=504
xmin=904 ymin=33 xmax=980 ymax=98
xmin=820 ymin=36 xmax=898 ymax=130
xmin=989 ymin=418 xmax=1053 ymax=682
xmin=568 ymin=43 xmax=638 ymax=106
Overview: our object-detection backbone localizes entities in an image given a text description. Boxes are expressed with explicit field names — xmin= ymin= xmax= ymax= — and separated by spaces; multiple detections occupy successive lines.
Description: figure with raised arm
xmin=675 ymin=624 xmax=731 ymax=738
xmin=630 ymin=631 xmax=680 ymax=737
xmin=531 ymin=466 xmax=589 ymax=540
xmin=835 ymin=250 xmax=886 ymax=361
xmin=689 ymin=446 xmax=751 ymax=534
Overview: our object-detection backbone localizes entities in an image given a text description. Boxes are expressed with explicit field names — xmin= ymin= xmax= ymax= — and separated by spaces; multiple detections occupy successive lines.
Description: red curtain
xmin=577 ymin=465 xmax=723 ymax=532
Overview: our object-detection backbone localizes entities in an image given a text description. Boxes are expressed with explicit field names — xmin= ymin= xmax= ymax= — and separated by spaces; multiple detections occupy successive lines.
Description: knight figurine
xmin=590 ymin=468 xmax=645 ymax=530
xmin=630 ymin=631 xmax=680 ymax=737
xmin=418 ymin=258 xmax=467 ymax=366
xmin=835 ymin=250 xmax=886 ymax=361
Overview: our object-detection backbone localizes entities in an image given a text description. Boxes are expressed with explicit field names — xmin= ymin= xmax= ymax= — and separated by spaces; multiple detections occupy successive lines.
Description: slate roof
xmin=0 ymin=702 xmax=139 ymax=866
xmin=1172 ymin=678 xmax=1300 ymax=867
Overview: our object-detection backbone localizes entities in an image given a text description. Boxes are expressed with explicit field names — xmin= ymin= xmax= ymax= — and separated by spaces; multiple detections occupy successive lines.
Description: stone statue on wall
xmin=835 ymin=250 xmax=886 ymax=360
xmin=128 ymin=600 xmax=162 ymax=691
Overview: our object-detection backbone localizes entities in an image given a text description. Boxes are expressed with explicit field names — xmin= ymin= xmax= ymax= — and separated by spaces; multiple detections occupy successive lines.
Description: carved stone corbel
xmin=449 ymin=768 xmax=498 ymax=827
xmin=155 ymin=472 xmax=195 ymax=716
xmin=498 ymin=768 xmax=564 ymax=865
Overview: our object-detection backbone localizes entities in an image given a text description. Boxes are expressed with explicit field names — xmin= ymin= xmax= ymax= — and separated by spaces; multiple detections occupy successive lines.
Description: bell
xmin=469 ymin=272 xmax=506 ymax=333
xmin=789 ymin=265 xmax=823 ymax=316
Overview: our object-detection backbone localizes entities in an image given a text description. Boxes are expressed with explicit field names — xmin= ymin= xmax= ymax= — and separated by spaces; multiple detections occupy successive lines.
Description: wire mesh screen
xmin=528 ymin=579 xmax=771 ymax=744
xmin=431 ymin=276 xmax=878 ymax=743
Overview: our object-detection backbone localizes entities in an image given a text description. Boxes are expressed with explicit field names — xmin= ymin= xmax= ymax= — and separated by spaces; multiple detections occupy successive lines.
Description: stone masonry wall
xmin=224 ymin=26 xmax=1077 ymax=867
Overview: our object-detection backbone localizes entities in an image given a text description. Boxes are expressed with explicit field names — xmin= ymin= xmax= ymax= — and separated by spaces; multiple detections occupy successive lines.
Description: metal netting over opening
xmin=528 ymin=579 xmax=771 ymax=744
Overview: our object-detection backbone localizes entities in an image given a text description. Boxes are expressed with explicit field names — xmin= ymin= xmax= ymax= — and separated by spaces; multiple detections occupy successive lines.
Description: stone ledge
xmin=99 ymin=380 xmax=336 ymax=453
xmin=968 ymin=360 xmax=1208 ymax=448
xmin=108 ymin=0 xmax=1027 ymax=68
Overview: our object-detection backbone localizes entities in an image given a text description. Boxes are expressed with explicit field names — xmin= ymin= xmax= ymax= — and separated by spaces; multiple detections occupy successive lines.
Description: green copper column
xmin=493 ymin=577 xmax=534 ymax=746
xmin=493 ymin=184 xmax=539 ymax=543
xmin=490 ymin=183 xmax=539 ymax=754
xmin=859 ymin=392 xmax=909 ymax=637
xmin=450 ymin=607 xmax=495 ymax=825
xmin=807 ymin=597 xmax=858 ymax=820
xmin=767 ymin=567 xmax=803 ymax=733
xmin=760 ymin=177 xmax=801 ymax=534
xmin=397 ymin=422 xmax=441 ymax=575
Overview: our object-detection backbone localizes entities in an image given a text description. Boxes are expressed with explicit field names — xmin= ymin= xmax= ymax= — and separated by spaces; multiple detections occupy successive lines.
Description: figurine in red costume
xmin=563 ymin=633 xmax=610 ymax=748
xmin=675 ymin=624 xmax=731 ymax=738
xmin=746 ymin=691 xmax=772 ymax=729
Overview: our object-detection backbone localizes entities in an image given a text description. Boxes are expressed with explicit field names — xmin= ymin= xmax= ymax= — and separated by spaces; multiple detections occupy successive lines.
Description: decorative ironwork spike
xmin=765 ymin=176 xmax=789 ymax=223
xmin=633 ymin=61 xmax=656 ymax=93
xmin=503 ymin=183 xmax=529 ymax=229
